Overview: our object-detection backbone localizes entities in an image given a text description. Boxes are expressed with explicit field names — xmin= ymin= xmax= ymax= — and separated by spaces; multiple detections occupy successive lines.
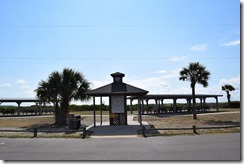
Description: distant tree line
xmin=0 ymin=101 xmax=240 ymax=116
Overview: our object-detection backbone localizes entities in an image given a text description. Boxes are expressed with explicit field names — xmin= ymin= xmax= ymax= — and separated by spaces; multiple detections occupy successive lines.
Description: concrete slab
xmin=87 ymin=115 xmax=150 ymax=138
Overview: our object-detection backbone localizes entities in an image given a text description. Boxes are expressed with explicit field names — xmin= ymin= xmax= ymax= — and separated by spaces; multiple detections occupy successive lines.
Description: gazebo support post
xmin=100 ymin=96 xmax=103 ymax=126
xmin=130 ymin=99 xmax=133 ymax=114
xmin=138 ymin=98 xmax=142 ymax=126
xmin=93 ymin=96 xmax=96 ymax=127
xmin=141 ymin=100 xmax=145 ymax=114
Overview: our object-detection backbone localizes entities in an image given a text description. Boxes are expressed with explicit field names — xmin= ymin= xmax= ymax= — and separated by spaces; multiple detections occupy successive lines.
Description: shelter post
xmin=203 ymin=98 xmax=206 ymax=111
xmin=173 ymin=98 xmax=177 ymax=113
xmin=154 ymin=99 xmax=158 ymax=114
xmin=130 ymin=99 xmax=133 ymax=114
xmin=100 ymin=96 xmax=103 ymax=125
xmin=215 ymin=96 xmax=219 ymax=111
xmin=93 ymin=96 xmax=96 ymax=127
xmin=17 ymin=101 xmax=21 ymax=116
xmin=146 ymin=99 xmax=149 ymax=111
xmin=161 ymin=99 xmax=164 ymax=109
xmin=200 ymin=98 xmax=203 ymax=111
xmin=141 ymin=99 xmax=145 ymax=114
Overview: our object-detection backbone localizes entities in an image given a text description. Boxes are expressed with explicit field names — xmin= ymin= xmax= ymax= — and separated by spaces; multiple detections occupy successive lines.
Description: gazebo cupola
xmin=111 ymin=72 xmax=125 ymax=83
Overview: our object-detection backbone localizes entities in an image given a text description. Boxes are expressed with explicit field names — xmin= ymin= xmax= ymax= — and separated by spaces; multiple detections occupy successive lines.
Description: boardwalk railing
xmin=141 ymin=125 xmax=240 ymax=137
xmin=0 ymin=126 xmax=87 ymax=139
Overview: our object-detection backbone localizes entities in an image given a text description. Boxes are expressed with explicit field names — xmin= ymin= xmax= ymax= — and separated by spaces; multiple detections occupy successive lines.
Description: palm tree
xmin=222 ymin=84 xmax=235 ymax=107
xmin=35 ymin=68 xmax=90 ymax=126
xmin=179 ymin=62 xmax=211 ymax=119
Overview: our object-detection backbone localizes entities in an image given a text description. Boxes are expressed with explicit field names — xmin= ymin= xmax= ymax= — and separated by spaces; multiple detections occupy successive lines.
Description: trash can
xmin=67 ymin=114 xmax=81 ymax=130
xmin=74 ymin=115 xmax=81 ymax=130
xmin=67 ymin=114 xmax=75 ymax=130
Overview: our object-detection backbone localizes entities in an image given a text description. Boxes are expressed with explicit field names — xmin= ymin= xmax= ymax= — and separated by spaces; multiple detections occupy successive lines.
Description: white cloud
xmin=15 ymin=79 xmax=28 ymax=85
xmin=190 ymin=44 xmax=207 ymax=51
xmin=154 ymin=69 xmax=167 ymax=74
xmin=79 ymin=74 xmax=240 ymax=105
xmin=0 ymin=83 xmax=11 ymax=88
xmin=168 ymin=56 xmax=187 ymax=61
xmin=219 ymin=75 xmax=240 ymax=90
xmin=220 ymin=40 xmax=240 ymax=47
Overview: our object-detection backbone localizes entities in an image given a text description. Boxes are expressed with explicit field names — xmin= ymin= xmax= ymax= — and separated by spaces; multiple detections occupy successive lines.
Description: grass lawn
xmin=0 ymin=108 xmax=240 ymax=138
xmin=135 ymin=108 xmax=240 ymax=136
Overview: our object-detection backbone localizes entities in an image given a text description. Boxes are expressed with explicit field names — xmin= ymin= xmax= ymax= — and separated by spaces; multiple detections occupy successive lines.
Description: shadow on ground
xmin=88 ymin=124 xmax=152 ymax=136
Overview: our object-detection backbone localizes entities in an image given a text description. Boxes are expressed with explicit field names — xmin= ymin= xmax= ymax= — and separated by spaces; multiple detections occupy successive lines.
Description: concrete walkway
xmin=87 ymin=115 xmax=150 ymax=138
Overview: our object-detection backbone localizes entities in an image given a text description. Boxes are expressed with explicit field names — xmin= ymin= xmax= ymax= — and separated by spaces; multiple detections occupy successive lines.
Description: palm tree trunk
xmin=53 ymin=102 xmax=59 ymax=125
xmin=57 ymin=99 xmax=69 ymax=126
xmin=192 ymin=83 xmax=197 ymax=119
xmin=227 ymin=91 xmax=231 ymax=107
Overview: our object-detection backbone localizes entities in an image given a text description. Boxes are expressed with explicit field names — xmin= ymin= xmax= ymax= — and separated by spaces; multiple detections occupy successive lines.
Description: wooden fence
xmin=0 ymin=126 xmax=87 ymax=139
xmin=141 ymin=125 xmax=240 ymax=137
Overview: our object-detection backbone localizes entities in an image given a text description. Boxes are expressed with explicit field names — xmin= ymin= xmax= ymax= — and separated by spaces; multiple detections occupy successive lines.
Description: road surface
xmin=0 ymin=133 xmax=240 ymax=160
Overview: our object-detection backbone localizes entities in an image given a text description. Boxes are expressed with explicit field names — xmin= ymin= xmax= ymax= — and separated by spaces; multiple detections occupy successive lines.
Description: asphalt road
xmin=0 ymin=133 xmax=240 ymax=161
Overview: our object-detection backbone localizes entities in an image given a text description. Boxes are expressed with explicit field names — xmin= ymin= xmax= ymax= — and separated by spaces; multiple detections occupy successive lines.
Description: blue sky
xmin=0 ymin=0 xmax=240 ymax=105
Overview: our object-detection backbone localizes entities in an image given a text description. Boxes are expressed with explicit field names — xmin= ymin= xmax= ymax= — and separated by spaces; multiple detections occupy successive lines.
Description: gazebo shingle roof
xmin=85 ymin=72 xmax=148 ymax=96
xmin=85 ymin=82 xmax=148 ymax=96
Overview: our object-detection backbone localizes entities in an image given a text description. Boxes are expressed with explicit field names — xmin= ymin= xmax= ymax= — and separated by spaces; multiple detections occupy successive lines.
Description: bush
xmin=0 ymin=107 xmax=16 ymax=115
xmin=69 ymin=105 xmax=109 ymax=112
xmin=230 ymin=101 xmax=240 ymax=108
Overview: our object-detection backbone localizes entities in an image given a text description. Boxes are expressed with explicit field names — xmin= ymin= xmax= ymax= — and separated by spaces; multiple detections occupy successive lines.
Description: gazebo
xmin=85 ymin=72 xmax=148 ymax=127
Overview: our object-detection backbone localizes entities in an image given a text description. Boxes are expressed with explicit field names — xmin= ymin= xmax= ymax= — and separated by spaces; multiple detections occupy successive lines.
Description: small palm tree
xmin=35 ymin=68 xmax=90 ymax=126
xmin=179 ymin=62 xmax=211 ymax=119
xmin=222 ymin=84 xmax=235 ymax=107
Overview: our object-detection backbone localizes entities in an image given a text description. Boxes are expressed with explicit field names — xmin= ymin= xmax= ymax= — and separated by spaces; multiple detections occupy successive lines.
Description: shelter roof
xmin=128 ymin=94 xmax=223 ymax=100
xmin=0 ymin=98 xmax=40 ymax=103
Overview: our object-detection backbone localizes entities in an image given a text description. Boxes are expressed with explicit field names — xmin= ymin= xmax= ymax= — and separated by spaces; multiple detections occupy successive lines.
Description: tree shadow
xmin=23 ymin=123 xmax=82 ymax=134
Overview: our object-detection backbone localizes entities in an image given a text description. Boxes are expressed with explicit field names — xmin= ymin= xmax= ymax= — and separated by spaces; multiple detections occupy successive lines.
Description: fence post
xmin=192 ymin=125 xmax=197 ymax=134
xmin=33 ymin=128 xmax=37 ymax=137
xmin=82 ymin=126 xmax=86 ymax=139
xmin=142 ymin=126 xmax=146 ymax=138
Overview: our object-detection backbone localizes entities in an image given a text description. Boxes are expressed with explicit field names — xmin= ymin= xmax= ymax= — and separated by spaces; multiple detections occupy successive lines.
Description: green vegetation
xmin=179 ymin=62 xmax=211 ymax=119
xmin=222 ymin=84 xmax=235 ymax=107
xmin=35 ymin=68 xmax=90 ymax=126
